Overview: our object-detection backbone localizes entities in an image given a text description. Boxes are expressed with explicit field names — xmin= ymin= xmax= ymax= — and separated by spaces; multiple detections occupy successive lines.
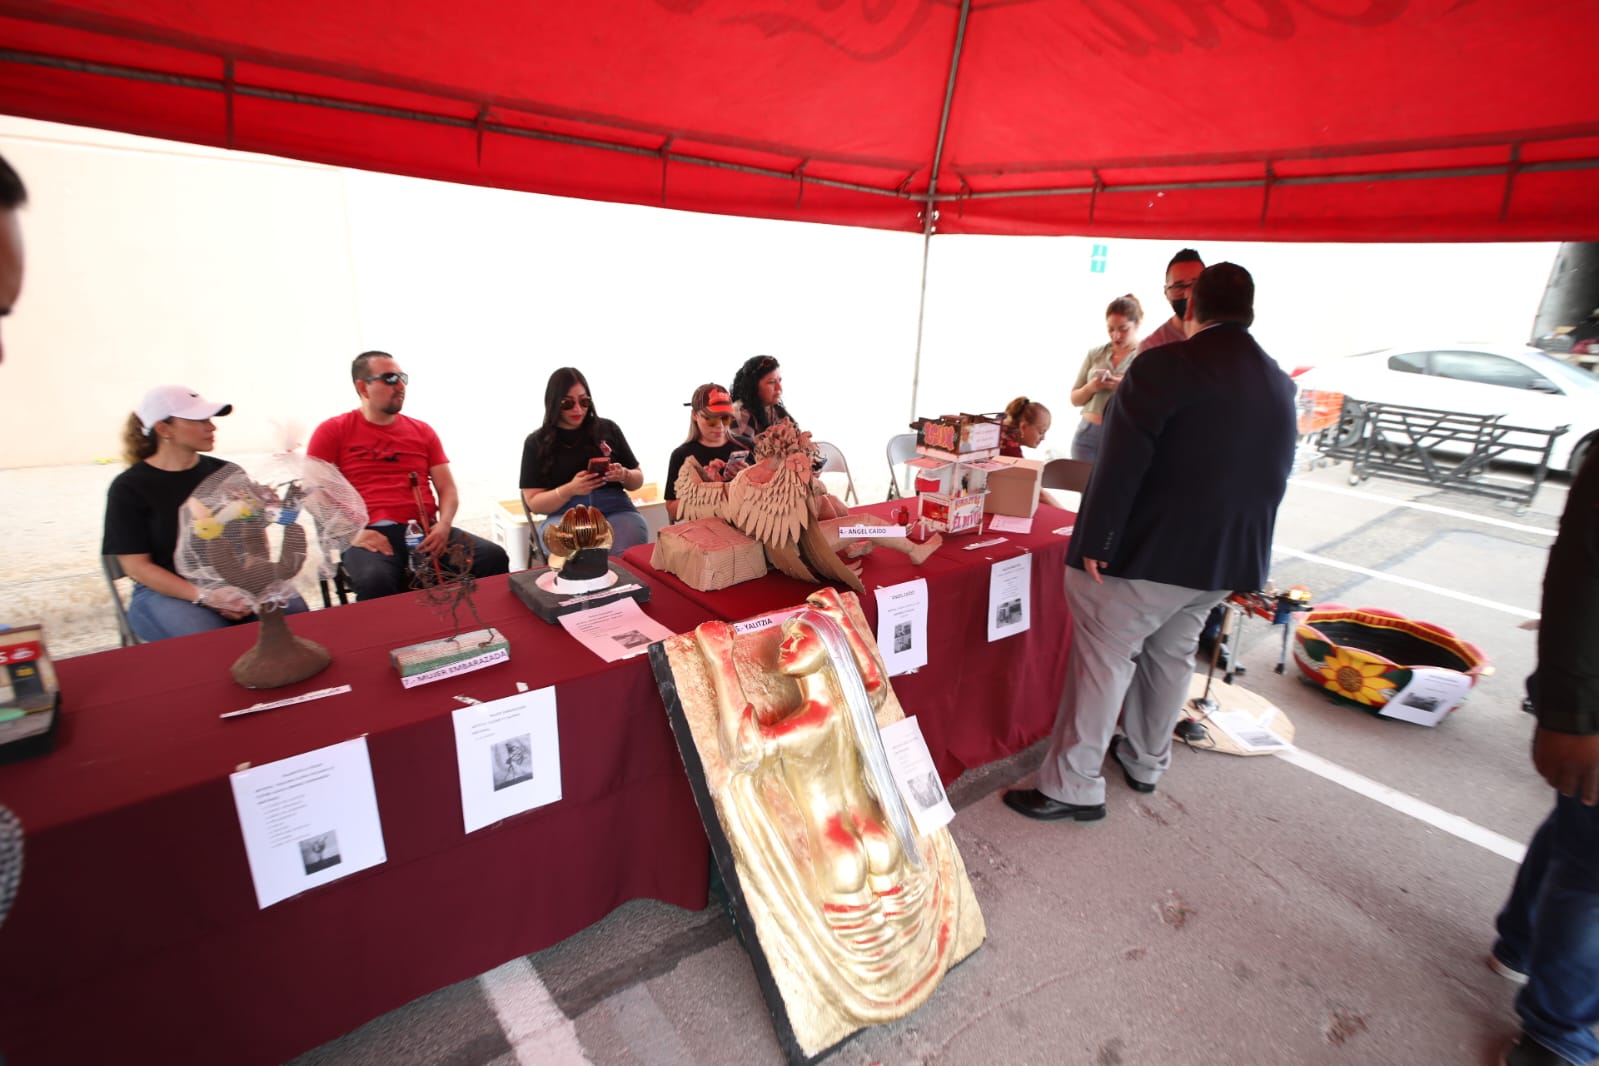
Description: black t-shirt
xmin=519 ymin=418 xmax=640 ymax=505
xmin=664 ymin=438 xmax=752 ymax=500
xmin=102 ymin=455 xmax=234 ymax=574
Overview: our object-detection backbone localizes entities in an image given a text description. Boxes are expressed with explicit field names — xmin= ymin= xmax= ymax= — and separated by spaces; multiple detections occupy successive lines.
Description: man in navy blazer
xmin=1006 ymin=263 xmax=1297 ymax=822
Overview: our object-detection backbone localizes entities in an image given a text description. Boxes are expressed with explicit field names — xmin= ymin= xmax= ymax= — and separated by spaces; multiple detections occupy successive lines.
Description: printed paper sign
xmin=1209 ymin=709 xmax=1291 ymax=752
xmin=987 ymin=554 xmax=1032 ymax=642
xmin=1380 ymin=668 xmax=1474 ymax=727
xmin=988 ymin=514 xmax=1034 ymax=534
xmin=230 ymin=737 xmax=387 ymax=909
xmin=874 ymin=578 xmax=929 ymax=676
xmin=880 ymin=716 xmax=954 ymax=836
xmin=451 ymin=687 xmax=562 ymax=833
xmin=557 ymin=597 xmax=676 ymax=662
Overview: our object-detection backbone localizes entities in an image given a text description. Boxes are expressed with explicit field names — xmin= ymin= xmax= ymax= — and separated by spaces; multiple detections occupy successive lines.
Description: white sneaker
xmin=1488 ymin=951 xmax=1529 ymax=986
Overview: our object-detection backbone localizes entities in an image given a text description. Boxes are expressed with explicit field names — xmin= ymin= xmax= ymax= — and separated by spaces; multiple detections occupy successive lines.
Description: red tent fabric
xmin=2 ymin=0 xmax=1597 ymax=240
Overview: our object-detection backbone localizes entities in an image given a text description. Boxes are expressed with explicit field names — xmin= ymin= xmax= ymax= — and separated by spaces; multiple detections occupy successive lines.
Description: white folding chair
xmin=885 ymin=433 xmax=918 ymax=499
xmin=812 ymin=441 xmax=859 ymax=505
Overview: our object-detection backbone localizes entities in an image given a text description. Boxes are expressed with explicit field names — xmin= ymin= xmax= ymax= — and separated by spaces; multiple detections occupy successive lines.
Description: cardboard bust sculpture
xmin=666 ymin=419 xmax=940 ymax=593
xmin=650 ymin=587 xmax=983 ymax=1062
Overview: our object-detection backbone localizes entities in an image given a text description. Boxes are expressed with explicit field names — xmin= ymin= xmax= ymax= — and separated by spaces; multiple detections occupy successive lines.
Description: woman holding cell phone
xmin=1068 ymin=293 xmax=1143 ymax=463
xmin=519 ymin=367 xmax=649 ymax=556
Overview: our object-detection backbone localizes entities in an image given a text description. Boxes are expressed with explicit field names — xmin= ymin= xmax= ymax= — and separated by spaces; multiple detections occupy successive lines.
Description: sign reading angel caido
xmin=649 ymin=587 xmax=984 ymax=1063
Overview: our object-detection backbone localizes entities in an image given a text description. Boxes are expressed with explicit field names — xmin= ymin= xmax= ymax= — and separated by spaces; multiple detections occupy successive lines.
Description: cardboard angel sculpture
xmin=176 ymin=456 xmax=367 ymax=687
xmin=663 ymin=419 xmax=940 ymax=593
xmin=650 ymin=586 xmax=984 ymax=1063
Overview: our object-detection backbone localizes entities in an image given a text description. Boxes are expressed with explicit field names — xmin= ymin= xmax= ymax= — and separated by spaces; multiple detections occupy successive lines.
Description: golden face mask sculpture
xmin=544 ymin=504 xmax=613 ymax=563
xmin=649 ymin=587 xmax=984 ymax=1063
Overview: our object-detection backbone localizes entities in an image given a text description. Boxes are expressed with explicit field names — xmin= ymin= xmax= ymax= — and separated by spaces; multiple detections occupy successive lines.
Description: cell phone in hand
xmin=587 ymin=457 xmax=611 ymax=477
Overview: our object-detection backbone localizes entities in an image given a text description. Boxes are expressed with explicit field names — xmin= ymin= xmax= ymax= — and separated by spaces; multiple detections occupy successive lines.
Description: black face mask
xmin=1169 ymin=297 xmax=1189 ymax=320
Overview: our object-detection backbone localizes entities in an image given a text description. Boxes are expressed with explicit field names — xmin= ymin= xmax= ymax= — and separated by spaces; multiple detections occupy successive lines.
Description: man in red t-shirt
xmin=308 ymin=351 xmax=508 ymax=600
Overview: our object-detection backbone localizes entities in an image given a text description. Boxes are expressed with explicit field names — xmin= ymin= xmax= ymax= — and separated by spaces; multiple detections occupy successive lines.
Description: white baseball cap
xmin=137 ymin=385 xmax=233 ymax=434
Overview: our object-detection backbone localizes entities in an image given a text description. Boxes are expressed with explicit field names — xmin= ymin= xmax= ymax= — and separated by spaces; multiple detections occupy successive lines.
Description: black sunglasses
xmin=560 ymin=396 xmax=593 ymax=411
xmin=361 ymin=371 xmax=409 ymax=386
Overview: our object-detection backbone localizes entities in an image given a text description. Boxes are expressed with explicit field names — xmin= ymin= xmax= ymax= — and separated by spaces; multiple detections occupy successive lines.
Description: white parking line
xmin=1277 ymin=748 xmax=1526 ymax=863
xmin=1288 ymin=478 xmax=1559 ymax=536
xmin=1272 ymin=546 xmax=1541 ymax=619
xmin=479 ymin=956 xmax=593 ymax=1066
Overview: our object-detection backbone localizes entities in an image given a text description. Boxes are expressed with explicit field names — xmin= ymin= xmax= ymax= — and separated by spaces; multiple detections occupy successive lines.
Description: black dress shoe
xmin=1111 ymin=736 xmax=1156 ymax=793
xmin=1002 ymin=788 xmax=1106 ymax=822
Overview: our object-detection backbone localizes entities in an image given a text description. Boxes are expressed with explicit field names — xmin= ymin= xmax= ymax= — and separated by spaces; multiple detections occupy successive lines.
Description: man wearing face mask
xmin=1139 ymin=248 xmax=1204 ymax=355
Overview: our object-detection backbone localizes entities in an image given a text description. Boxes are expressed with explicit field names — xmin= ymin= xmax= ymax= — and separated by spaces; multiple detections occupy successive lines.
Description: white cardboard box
xmin=489 ymin=499 xmax=532 ymax=571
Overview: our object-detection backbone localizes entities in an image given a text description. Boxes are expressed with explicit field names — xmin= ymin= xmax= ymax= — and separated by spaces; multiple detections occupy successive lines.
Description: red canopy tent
xmin=2 ymin=0 xmax=1598 ymax=242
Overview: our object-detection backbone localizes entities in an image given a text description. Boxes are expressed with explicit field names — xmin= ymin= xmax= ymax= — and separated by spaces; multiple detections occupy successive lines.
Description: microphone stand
xmin=1181 ymin=602 xmax=1238 ymax=741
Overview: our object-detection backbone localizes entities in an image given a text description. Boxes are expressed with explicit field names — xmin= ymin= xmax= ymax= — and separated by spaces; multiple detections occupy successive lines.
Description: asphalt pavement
xmin=0 ymin=456 xmax=1573 ymax=1065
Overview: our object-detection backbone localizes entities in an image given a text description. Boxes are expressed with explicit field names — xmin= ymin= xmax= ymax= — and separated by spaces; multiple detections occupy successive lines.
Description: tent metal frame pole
xmin=0 ymin=47 xmax=908 ymax=202
xmin=5 ymin=46 xmax=1598 ymax=216
xmin=908 ymin=0 xmax=972 ymax=425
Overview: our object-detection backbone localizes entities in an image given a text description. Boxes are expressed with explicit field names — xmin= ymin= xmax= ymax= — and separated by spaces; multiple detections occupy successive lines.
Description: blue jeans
xmin=538 ymin=493 xmax=649 ymax=559
xmin=1494 ymin=792 xmax=1599 ymax=1065
xmin=128 ymin=583 xmax=309 ymax=643
xmin=1070 ymin=417 xmax=1103 ymax=463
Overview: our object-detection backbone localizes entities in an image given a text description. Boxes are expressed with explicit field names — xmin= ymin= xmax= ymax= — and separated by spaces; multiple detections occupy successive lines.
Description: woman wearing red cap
xmin=101 ymin=385 xmax=307 ymax=642
xmin=664 ymin=384 xmax=753 ymax=520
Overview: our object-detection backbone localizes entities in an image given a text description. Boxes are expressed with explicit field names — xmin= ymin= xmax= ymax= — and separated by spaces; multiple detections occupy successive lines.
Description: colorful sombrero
xmin=1292 ymin=604 xmax=1489 ymax=716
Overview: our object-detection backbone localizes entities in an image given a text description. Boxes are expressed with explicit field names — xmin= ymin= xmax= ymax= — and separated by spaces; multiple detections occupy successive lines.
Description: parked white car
xmin=1295 ymin=344 xmax=1598 ymax=474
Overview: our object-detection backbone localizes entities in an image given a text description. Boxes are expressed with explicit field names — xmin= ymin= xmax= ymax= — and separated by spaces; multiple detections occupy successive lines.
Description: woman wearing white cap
xmin=101 ymin=385 xmax=307 ymax=642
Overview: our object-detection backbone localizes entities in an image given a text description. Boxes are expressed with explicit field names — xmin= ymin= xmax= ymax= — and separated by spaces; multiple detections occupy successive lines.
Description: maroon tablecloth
xmin=624 ymin=501 xmax=1076 ymax=781
xmin=0 ymin=565 xmax=712 ymax=1066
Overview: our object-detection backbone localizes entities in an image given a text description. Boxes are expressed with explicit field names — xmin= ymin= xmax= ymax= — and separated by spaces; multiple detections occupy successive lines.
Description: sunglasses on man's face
xmin=361 ymin=371 xmax=409 ymax=386
xmin=560 ymin=396 xmax=594 ymax=411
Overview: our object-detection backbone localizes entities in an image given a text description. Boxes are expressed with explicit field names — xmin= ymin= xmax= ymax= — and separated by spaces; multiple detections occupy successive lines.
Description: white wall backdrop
xmin=0 ymin=116 xmax=1559 ymax=508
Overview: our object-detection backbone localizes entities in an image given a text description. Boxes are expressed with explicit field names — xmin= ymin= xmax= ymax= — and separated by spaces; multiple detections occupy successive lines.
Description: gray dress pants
xmin=1037 ymin=566 xmax=1227 ymax=805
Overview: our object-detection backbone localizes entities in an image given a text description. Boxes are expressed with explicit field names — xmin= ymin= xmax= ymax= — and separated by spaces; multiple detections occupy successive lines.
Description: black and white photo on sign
xmin=452 ymin=688 xmax=564 ymax=833
xmin=612 ymin=629 xmax=653 ymax=650
xmin=907 ymin=770 xmax=946 ymax=811
xmin=893 ymin=621 xmax=913 ymax=653
xmin=298 ymin=830 xmax=342 ymax=874
xmin=996 ymin=598 xmax=1022 ymax=627
xmin=491 ymin=734 xmax=534 ymax=791
xmin=230 ymin=737 xmax=389 ymax=909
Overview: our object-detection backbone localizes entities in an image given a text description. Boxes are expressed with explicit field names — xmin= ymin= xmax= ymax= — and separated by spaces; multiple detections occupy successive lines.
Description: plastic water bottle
xmin=404 ymin=520 xmax=425 ymax=571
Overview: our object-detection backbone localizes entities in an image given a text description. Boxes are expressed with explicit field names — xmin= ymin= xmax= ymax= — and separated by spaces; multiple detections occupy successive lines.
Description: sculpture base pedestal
xmin=232 ymin=607 xmax=331 ymax=690
xmin=509 ymin=563 xmax=650 ymax=623
xmin=390 ymin=628 xmax=510 ymax=688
